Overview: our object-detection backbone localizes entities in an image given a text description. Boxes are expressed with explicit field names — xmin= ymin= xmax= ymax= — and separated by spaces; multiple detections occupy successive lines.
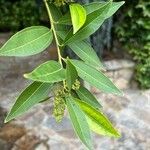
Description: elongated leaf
xmin=5 ymin=82 xmax=52 ymax=122
xmin=56 ymin=30 xmax=104 ymax=70
xmin=58 ymin=12 xmax=72 ymax=25
xmin=66 ymin=96 xmax=93 ymax=149
xmin=71 ymin=60 xmax=122 ymax=95
xmin=66 ymin=60 xmax=78 ymax=90
xmin=64 ymin=1 xmax=111 ymax=44
xmin=0 ymin=26 xmax=53 ymax=56
xmin=49 ymin=4 xmax=62 ymax=21
xmin=57 ymin=1 xmax=124 ymax=26
xmin=84 ymin=1 xmax=125 ymax=17
xmin=24 ymin=61 xmax=66 ymax=83
xmin=76 ymin=86 xmax=101 ymax=109
xmin=86 ymin=116 xmax=118 ymax=137
xmin=70 ymin=3 xmax=86 ymax=34
xmin=68 ymin=40 xmax=103 ymax=68
xmin=84 ymin=2 xmax=106 ymax=15
xmin=75 ymin=99 xmax=120 ymax=137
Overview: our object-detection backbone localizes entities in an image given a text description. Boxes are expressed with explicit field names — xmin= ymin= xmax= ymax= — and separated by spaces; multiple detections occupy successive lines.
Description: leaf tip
xmin=4 ymin=116 xmax=11 ymax=123
xmin=23 ymin=73 xmax=29 ymax=78
xmin=117 ymin=90 xmax=124 ymax=96
xmin=4 ymin=119 xmax=8 ymax=124
xmin=114 ymin=130 xmax=121 ymax=138
xmin=122 ymin=1 xmax=125 ymax=4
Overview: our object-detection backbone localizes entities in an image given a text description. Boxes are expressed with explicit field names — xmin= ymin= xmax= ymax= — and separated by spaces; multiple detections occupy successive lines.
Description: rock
xmin=0 ymin=107 xmax=6 ymax=127
xmin=115 ymin=78 xmax=129 ymax=89
xmin=0 ymin=33 xmax=149 ymax=149
xmin=12 ymin=133 xmax=40 ymax=150
xmin=0 ymin=139 xmax=11 ymax=150
xmin=0 ymin=124 xmax=26 ymax=143
xmin=104 ymin=59 xmax=135 ymax=71
xmin=35 ymin=143 xmax=49 ymax=150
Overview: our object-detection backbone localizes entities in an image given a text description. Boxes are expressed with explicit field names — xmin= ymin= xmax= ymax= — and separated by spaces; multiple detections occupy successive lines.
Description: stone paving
xmin=0 ymin=34 xmax=150 ymax=150
xmin=0 ymin=60 xmax=150 ymax=150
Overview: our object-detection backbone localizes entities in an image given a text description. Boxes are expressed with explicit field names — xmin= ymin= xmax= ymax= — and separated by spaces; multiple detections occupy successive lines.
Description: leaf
xmin=0 ymin=26 xmax=53 ymax=56
xmin=69 ymin=3 xmax=86 ymax=34
xmin=66 ymin=59 xmax=78 ymax=90
xmin=86 ymin=116 xmax=119 ymax=137
xmin=71 ymin=60 xmax=122 ymax=95
xmin=49 ymin=4 xmax=62 ymax=21
xmin=75 ymin=99 xmax=120 ymax=137
xmin=56 ymin=31 xmax=104 ymax=69
xmin=66 ymin=96 xmax=93 ymax=149
xmin=24 ymin=61 xmax=66 ymax=83
xmin=68 ymin=40 xmax=104 ymax=68
xmin=58 ymin=12 xmax=72 ymax=25
xmin=105 ymin=1 xmax=125 ymax=18
xmin=5 ymin=82 xmax=52 ymax=122
xmin=64 ymin=1 xmax=111 ymax=44
xmin=57 ymin=1 xmax=124 ymax=25
xmin=76 ymin=86 xmax=102 ymax=109
xmin=84 ymin=1 xmax=125 ymax=18
xmin=84 ymin=2 xmax=106 ymax=15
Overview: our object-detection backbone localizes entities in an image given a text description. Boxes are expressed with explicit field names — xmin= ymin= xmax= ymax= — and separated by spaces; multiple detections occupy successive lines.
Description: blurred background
xmin=0 ymin=0 xmax=150 ymax=150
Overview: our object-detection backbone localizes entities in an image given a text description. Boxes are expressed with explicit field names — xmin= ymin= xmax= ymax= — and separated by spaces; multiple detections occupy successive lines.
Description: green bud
xmin=72 ymin=79 xmax=80 ymax=90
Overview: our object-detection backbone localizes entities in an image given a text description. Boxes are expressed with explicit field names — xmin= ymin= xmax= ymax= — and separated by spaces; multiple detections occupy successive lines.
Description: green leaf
xmin=69 ymin=3 xmax=86 ymax=34
xmin=68 ymin=40 xmax=104 ymax=68
xmin=71 ymin=60 xmax=122 ymax=95
xmin=24 ymin=61 xmax=66 ymax=83
xmin=56 ymin=30 xmax=104 ymax=69
xmin=0 ymin=26 xmax=53 ymax=56
xmin=75 ymin=99 xmax=120 ymax=137
xmin=64 ymin=1 xmax=111 ymax=44
xmin=5 ymin=82 xmax=52 ymax=123
xmin=58 ymin=1 xmax=124 ymax=26
xmin=49 ymin=4 xmax=62 ymax=21
xmin=105 ymin=1 xmax=125 ymax=18
xmin=58 ymin=12 xmax=72 ymax=25
xmin=84 ymin=1 xmax=125 ymax=18
xmin=66 ymin=59 xmax=78 ymax=90
xmin=84 ymin=2 xmax=106 ymax=15
xmin=76 ymin=86 xmax=102 ymax=109
xmin=66 ymin=96 xmax=93 ymax=150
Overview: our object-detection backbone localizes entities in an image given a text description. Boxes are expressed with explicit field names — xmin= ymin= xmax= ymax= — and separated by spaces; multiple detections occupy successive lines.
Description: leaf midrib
xmin=86 ymin=108 xmax=116 ymax=135
xmin=29 ymin=67 xmax=63 ymax=78
xmin=1 ymin=29 xmax=51 ymax=54
xmin=68 ymin=99 xmax=90 ymax=148
xmin=69 ymin=42 xmax=100 ymax=66
xmin=7 ymin=83 xmax=45 ymax=119
xmin=65 ymin=2 xmax=109 ymax=44
xmin=79 ymin=101 xmax=117 ymax=135
xmin=74 ymin=63 xmax=117 ymax=93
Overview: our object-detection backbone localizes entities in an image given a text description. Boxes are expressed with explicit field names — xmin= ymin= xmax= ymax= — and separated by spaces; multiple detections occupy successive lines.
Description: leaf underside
xmin=71 ymin=60 xmax=122 ymax=95
xmin=66 ymin=96 xmax=93 ymax=149
xmin=75 ymin=99 xmax=120 ymax=137
xmin=24 ymin=61 xmax=66 ymax=83
xmin=0 ymin=26 xmax=53 ymax=56
xmin=70 ymin=3 xmax=86 ymax=34
xmin=5 ymin=82 xmax=52 ymax=122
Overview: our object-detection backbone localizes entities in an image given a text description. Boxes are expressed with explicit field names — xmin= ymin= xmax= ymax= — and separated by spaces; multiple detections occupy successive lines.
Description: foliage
xmin=115 ymin=0 xmax=150 ymax=89
xmin=0 ymin=0 xmax=124 ymax=149
xmin=0 ymin=0 xmax=40 ymax=31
